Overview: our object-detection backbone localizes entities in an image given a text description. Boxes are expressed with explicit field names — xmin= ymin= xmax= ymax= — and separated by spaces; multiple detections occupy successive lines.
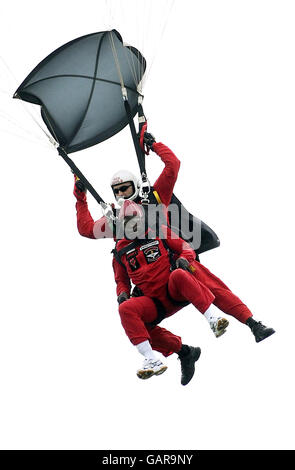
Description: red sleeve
xmin=93 ymin=216 xmax=114 ymax=239
xmin=76 ymin=200 xmax=95 ymax=239
xmin=152 ymin=142 xmax=181 ymax=206
xmin=163 ymin=226 xmax=196 ymax=263
xmin=76 ymin=198 xmax=114 ymax=239
xmin=112 ymin=257 xmax=131 ymax=297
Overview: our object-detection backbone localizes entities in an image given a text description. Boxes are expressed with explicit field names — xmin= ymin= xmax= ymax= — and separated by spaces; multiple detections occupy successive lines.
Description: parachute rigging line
xmin=0 ymin=56 xmax=57 ymax=147
xmin=107 ymin=29 xmax=150 ymax=202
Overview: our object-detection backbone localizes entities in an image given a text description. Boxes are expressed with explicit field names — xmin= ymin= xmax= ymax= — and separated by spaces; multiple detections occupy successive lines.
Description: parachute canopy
xmin=14 ymin=30 xmax=146 ymax=154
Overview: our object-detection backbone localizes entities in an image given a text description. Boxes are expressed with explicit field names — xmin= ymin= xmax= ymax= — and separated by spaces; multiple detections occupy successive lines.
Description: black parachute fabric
xmin=14 ymin=30 xmax=146 ymax=154
xmin=169 ymin=194 xmax=220 ymax=255
xmin=146 ymin=191 xmax=220 ymax=256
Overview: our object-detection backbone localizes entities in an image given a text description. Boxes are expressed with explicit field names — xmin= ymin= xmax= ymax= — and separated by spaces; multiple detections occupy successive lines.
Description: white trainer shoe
xmin=209 ymin=317 xmax=229 ymax=337
xmin=136 ymin=359 xmax=168 ymax=380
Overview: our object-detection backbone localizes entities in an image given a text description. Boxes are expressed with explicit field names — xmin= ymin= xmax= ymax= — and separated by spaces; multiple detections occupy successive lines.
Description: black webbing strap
xmin=112 ymin=238 xmax=151 ymax=266
xmin=123 ymin=100 xmax=146 ymax=178
xmin=57 ymin=146 xmax=105 ymax=205
xmin=137 ymin=102 xmax=147 ymax=137
xmin=111 ymin=246 xmax=124 ymax=267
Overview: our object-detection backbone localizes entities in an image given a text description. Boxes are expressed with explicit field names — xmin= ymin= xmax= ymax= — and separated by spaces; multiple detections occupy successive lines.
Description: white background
xmin=0 ymin=0 xmax=294 ymax=450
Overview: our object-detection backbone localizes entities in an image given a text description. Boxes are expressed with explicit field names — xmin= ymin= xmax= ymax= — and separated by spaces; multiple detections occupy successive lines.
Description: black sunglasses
xmin=113 ymin=184 xmax=133 ymax=194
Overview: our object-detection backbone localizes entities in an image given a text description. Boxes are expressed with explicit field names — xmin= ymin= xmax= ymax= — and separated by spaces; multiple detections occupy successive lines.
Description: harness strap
xmin=58 ymin=146 xmax=105 ymax=205
xmin=111 ymin=247 xmax=124 ymax=267
xmin=124 ymin=99 xmax=146 ymax=177
xmin=112 ymin=238 xmax=151 ymax=266
xmin=117 ymin=238 xmax=149 ymax=259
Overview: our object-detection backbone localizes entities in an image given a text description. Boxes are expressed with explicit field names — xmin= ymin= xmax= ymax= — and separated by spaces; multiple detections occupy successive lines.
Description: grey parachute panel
xmin=14 ymin=30 xmax=146 ymax=153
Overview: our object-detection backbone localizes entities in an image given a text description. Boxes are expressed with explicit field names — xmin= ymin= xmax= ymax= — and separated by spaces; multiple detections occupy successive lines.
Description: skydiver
xmin=73 ymin=132 xmax=179 ymax=240
xmin=112 ymin=201 xmax=276 ymax=385
xmin=73 ymin=132 xmax=228 ymax=337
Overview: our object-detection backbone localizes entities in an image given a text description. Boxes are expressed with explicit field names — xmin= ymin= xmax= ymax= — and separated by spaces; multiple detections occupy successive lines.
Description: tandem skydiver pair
xmin=14 ymin=30 xmax=275 ymax=386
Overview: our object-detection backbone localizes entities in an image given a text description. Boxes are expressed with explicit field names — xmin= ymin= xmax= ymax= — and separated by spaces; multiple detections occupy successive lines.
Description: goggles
xmin=112 ymin=183 xmax=133 ymax=195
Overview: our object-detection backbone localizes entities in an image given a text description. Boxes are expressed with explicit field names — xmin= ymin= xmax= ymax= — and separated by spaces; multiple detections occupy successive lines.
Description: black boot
xmin=178 ymin=345 xmax=201 ymax=386
xmin=246 ymin=318 xmax=275 ymax=343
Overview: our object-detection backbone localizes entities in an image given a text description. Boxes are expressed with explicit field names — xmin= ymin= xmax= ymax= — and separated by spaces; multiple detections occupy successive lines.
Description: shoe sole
xmin=137 ymin=365 xmax=168 ymax=380
xmin=255 ymin=329 xmax=275 ymax=343
xmin=215 ymin=318 xmax=229 ymax=337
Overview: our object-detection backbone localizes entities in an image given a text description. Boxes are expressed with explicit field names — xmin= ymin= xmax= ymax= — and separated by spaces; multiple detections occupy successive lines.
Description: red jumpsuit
xmin=113 ymin=227 xmax=253 ymax=357
xmin=75 ymin=142 xmax=180 ymax=239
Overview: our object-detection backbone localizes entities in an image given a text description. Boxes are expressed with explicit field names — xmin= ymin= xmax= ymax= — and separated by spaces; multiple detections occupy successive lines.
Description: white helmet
xmin=110 ymin=170 xmax=139 ymax=201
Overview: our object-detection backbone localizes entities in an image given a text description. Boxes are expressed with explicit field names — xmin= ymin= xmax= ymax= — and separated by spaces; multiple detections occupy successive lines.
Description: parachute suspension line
xmin=104 ymin=2 xmax=144 ymax=92
xmin=123 ymin=99 xmax=150 ymax=205
xmin=134 ymin=3 xmax=143 ymax=91
xmin=103 ymin=0 xmax=113 ymax=29
xmin=104 ymin=0 xmax=121 ymax=30
xmin=11 ymin=93 xmax=58 ymax=147
xmin=13 ymin=94 xmax=58 ymax=148
xmin=39 ymin=107 xmax=60 ymax=147
xmin=0 ymin=109 xmax=52 ymax=149
xmin=139 ymin=0 xmax=152 ymax=94
xmin=108 ymin=31 xmax=127 ymax=98
xmin=103 ymin=0 xmax=175 ymax=91
xmin=141 ymin=0 xmax=175 ymax=90
xmin=108 ymin=29 xmax=150 ymax=203
xmin=108 ymin=29 xmax=141 ymax=98
xmin=123 ymin=45 xmax=140 ymax=90
xmin=0 ymin=56 xmax=58 ymax=148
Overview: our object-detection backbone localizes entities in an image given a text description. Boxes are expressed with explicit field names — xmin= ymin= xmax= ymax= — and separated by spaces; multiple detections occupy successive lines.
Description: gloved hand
xmin=143 ymin=132 xmax=156 ymax=151
xmin=117 ymin=292 xmax=129 ymax=304
xmin=175 ymin=257 xmax=191 ymax=272
xmin=131 ymin=286 xmax=143 ymax=297
xmin=73 ymin=175 xmax=87 ymax=202
xmin=102 ymin=202 xmax=117 ymax=225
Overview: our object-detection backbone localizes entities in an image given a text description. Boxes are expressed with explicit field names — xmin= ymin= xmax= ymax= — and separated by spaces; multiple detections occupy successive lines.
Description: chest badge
xmin=143 ymin=245 xmax=161 ymax=264
xmin=126 ymin=251 xmax=140 ymax=271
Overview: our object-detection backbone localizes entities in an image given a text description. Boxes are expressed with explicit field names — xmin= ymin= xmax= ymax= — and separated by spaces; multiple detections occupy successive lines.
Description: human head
xmin=118 ymin=200 xmax=146 ymax=239
xmin=110 ymin=170 xmax=139 ymax=201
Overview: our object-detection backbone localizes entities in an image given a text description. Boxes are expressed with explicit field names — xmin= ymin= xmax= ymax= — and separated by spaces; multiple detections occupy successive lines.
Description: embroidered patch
xmin=140 ymin=240 xmax=159 ymax=251
xmin=143 ymin=245 xmax=161 ymax=264
xmin=126 ymin=251 xmax=140 ymax=271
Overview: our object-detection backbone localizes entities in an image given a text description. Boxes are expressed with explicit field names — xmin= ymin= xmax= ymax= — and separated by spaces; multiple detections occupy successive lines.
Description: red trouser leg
xmin=147 ymin=325 xmax=182 ymax=357
xmin=118 ymin=296 xmax=182 ymax=355
xmin=168 ymin=269 xmax=215 ymax=313
xmin=191 ymin=262 xmax=253 ymax=323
